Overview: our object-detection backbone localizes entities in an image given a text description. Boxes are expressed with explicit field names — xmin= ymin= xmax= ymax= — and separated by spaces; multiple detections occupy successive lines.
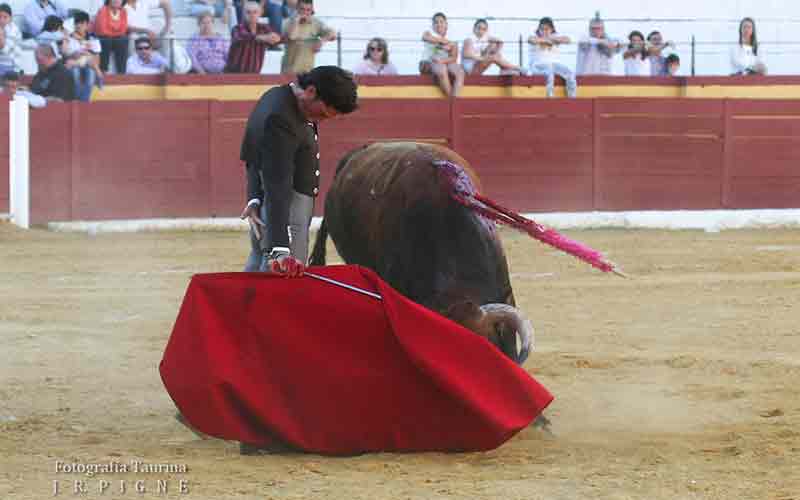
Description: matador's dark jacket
xmin=240 ymin=83 xmax=320 ymax=251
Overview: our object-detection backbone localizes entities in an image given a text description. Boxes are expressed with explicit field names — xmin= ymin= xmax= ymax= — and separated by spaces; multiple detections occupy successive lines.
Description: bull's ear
xmin=445 ymin=301 xmax=486 ymax=335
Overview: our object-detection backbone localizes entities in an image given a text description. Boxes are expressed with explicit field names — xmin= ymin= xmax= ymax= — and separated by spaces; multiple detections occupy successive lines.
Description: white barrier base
xmin=45 ymin=209 xmax=800 ymax=234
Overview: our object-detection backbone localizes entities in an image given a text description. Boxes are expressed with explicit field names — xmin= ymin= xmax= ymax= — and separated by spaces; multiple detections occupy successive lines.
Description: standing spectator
xmin=2 ymin=70 xmax=46 ymax=106
xmin=528 ymin=16 xmax=576 ymax=97
xmin=186 ymin=12 xmax=230 ymax=74
xmin=576 ymin=12 xmax=622 ymax=75
xmin=731 ymin=17 xmax=766 ymax=75
xmin=21 ymin=0 xmax=67 ymax=39
xmin=125 ymin=0 xmax=173 ymax=51
xmin=239 ymin=66 xmax=358 ymax=274
xmin=225 ymin=1 xmax=280 ymax=73
xmin=63 ymin=10 xmax=103 ymax=101
xmin=281 ymin=0 xmax=336 ymax=75
xmin=665 ymin=53 xmax=680 ymax=76
xmin=646 ymin=30 xmax=674 ymax=76
xmin=353 ymin=37 xmax=397 ymax=76
xmin=126 ymin=36 xmax=167 ymax=73
xmin=0 ymin=29 xmax=15 ymax=74
xmin=462 ymin=18 xmax=521 ymax=76
xmin=0 ymin=4 xmax=23 ymax=69
xmin=420 ymin=12 xmax=463 ymax=97
xmin=190 ymin=0 xmax=235 ymax=32
xmin=623 ymin=30 xmax=651 ymax=76
xmin=94 ymin=0 xmax=129 ymax=74
xmin=30 ymin=43 xmax=74 ymax=100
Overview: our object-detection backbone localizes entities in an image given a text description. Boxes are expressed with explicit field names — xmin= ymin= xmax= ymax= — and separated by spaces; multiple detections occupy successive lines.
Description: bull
xmin=309 ymin=141 xmax=533 ymax=365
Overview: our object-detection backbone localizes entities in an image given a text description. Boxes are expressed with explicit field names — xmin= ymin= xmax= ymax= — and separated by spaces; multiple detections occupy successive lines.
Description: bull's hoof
xmin=532 ymin=414 xmax=554 ymax=437
xmin=239 ymin=440 xmax=296 ymax=456
xmin=174 ymin=412 xmax=209 ymax=439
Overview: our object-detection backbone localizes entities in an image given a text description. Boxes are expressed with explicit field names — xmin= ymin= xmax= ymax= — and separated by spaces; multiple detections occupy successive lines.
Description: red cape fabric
xmin=160 ymin=265 xmax=553 ymax=454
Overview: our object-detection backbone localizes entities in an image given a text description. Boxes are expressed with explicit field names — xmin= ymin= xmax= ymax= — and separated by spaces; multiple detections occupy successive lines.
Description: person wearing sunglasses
xmin=239 ymin=66 xmax=358 ymax=277
xmin=126 ymin=37 xmax=168 ymax=73
xmin=353 ymin=37 xmax=397 ymax=76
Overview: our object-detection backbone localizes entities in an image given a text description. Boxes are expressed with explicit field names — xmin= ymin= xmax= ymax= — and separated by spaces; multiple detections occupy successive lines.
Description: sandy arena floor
xmin=1 ymin=222 xmax=798 ymax=500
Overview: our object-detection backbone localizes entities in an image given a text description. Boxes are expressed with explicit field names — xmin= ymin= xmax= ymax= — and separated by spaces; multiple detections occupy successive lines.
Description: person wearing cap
xmin=239 ymin=66 xmax=358 ymax=276
xmin=576 ymin=12 xmax=622 ymax=75
xmin=2 ymin=70 xmax=46 ymax=107
xmin=30 ymin=42 xmax=75 ymax=101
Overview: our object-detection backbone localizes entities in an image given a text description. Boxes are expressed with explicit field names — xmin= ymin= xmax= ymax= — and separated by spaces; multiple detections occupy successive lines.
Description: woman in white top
xmin=353 ymin=37 xmax=398 ymax=76
xmin=461 ymin=18 xmax=521 ymax=75
xmin=731 ymin=17 xmax=766 ymax=75
xmin=528 ymin=17 xmax=576 ymax=97
xmin=623 ymin=30 xmax=651 ymax=76
xmin=420 ymin=12 xmax=464 ymax=97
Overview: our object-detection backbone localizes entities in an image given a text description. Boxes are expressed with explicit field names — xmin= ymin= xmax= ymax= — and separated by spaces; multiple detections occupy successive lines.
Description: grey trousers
xmin=244 ymin=190 xmax=315 ymax=272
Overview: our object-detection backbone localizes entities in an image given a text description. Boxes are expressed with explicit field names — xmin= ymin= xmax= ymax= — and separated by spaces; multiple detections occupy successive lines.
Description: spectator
xmin=2 ymin=70 xmax=46 ymax=106
xmin=34 ymin=14 xmax=64 ymax=44
xmin=225 ymin=1 xmax=280 ymax=73
xmin=30 ymin=43 xmax=74 ymax=100
xmin=462 ymin=18 xmax=522 ymax=76
xmin=186 ymin=12 xmax=230 ymax=74
xmin=353 ymin=37 xmax=397 ymax=76
xmin=420 ymin=12 xmax=463 ymax=97
xmin=63 ymin=10 xmax=103 ymax=101
xmin=528 ymin=16 xmax=576 ymax=97
xmin=126 ymin=36 xmax=167 ymax=73
xmin=94 ymin=0 xmax=129 ymax=74
xmin=646 ymin=30 xmax=674 ymax=76
xmin=281 ymin=0 xmax=336 ymax=75
xmin=0 ymin=4 xmax=23 ymax=68
xmin=623 ymin=30 xmax=650 ymax=76
xmin=0 ymin=29 xmax=15 ymax=74
xmin=731 ymin=17 xmax=766 ymax=75
xmin=263 ymin=0 xmax=282 ymax=33
xmin=21 ymin=0 xmax=67 ymax=39
xmin=190 ymin=0 xmax=236 ymax=32
xmin=125 ymin=0 xmax=173 ymax=51
xmin=665 ymin=53 xmax=680 ymax=76
xmin=576 ymin=12 xmax=622 ymax=75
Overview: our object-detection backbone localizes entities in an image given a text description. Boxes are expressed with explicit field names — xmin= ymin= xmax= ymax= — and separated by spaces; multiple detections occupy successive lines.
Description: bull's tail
xmin=309 ymin=217 xmax=328 ymax=266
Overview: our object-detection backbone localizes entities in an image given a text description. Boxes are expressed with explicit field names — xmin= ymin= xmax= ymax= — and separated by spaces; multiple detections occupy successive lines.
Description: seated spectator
xmin=34 ymin=14 xmax=64 ymax=44
xmin=353 ymin=37 xmax=397 ymax=76
xmin=0 ymin=4 xmax=23 ymax=69
xmin=2 ymin=70 xmax=46 ymax=106
xmin=420 ymin=12 xmax=463 ymax=97
xmin=576 ymin=12 xmax=622 ymax=75
xmin=528 ymin=16 xmax=576 ymax=98
xmin=125 ymin=0 xmax=172 ymax=51
xmin=22 ymin=0 xmax=67 ymax=39
xmin=63 ymin=10 xmax=103 ymax=101
xmin=646 ymin=30 xmax=674 ymax=76
xmin=731 ymin=17 xmax=766 ymax=75
xmin=94 ymin=0 xmax=129 ymax=74
xmin=665 ymin=53 xmax=680 ymax=76
xmin=186 ymin=12 xmax=230 ymax=74
xmin=224 ymin=1 xmax=280 ymax=73
xmin=127 ymin=37 xmax=167 ymax=73
xmin=190 ymin=0 xmax=236 ymax=32
xmin=31 ymin=43 xmax=75 ymax=101
xmin=263 ymin=0 xmax=283 ymax=34
xmin=462 ymin=18 xmax=521 ymax=76
xmin=0 ymin=26 xmax=15 ymax=74
xmin=623 ymin=30 xmax=650 ymax=76
xmin=281 ymin=0 xmax=336 ymax=75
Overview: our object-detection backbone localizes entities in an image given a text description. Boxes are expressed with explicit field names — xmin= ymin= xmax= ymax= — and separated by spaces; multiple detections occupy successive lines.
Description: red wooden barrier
xmin=12 ymin=97 xmax=800 ymax=225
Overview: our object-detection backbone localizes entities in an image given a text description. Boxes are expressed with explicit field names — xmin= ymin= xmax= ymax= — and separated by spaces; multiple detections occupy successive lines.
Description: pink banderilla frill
xmin=435 ymin=160 xmax=626 ymax=277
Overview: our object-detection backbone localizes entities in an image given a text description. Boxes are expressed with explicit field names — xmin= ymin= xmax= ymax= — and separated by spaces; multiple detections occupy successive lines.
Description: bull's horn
xmin=478 ymin=303 xmax=534 ymax=365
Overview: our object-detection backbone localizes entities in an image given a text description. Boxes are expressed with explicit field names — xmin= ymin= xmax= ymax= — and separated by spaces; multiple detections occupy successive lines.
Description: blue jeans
xmin=265 ymin=0 xmax=284 ymax=33
xmin=70 ymin=66 xmax=96 ymax=102
xmin=529 ymin=62 xmax=577 ymax=98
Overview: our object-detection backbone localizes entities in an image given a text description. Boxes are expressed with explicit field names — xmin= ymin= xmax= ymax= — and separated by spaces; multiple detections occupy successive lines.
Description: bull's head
xmin=446 ymin=301 xmax=533 ymax=365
